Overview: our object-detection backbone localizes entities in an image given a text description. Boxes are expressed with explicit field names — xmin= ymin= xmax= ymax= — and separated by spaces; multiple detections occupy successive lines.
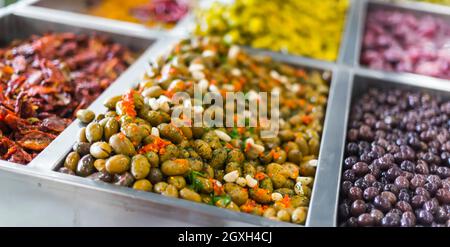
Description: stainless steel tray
xmin=331 ymin=68 xmax=450 ymax=226
xmin=351 ymin=0 xmax=450 ymax=76
xmin=0 ymin=10 xmax=159 ymax=169
xmin=22 ymin=0 xmax=193 ymax=37
xmin=43 ymin=40 xmax=346 ymax=227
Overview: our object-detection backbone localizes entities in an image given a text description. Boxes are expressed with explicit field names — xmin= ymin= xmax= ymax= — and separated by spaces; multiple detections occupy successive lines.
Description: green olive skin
xmin=161 ymin=160 xmax=190 ymax=176
xmin=109 ymin=133 xmax=136 ymax=156
xmin=90 ymin=142 xmax=112 ymax=159
xmin=64 ymin=151 xmax=80 ymax=172
xmin=76 ymin=109 xmax=95 ymax=124
xmin=180 ymin=188 xmax=202 ymax=202
xmin=104 ymin=118 xmax=120 ymax=142
xmin=86 ymin=122 xmax=103 ymax=143
xmin=103 ymin=95 xmax=122 ymax=110
xmin=106 ymin=154 xmax=131 ymax=174
xmin=131 ymin=154 xmax=151 ymax=179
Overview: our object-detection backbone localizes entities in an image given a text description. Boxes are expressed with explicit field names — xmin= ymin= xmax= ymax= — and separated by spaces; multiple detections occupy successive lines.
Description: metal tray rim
xmin=28 ymin=38 xmax=341 ymax=227
xmin=353 ymin=0 xmax=450 ymax=81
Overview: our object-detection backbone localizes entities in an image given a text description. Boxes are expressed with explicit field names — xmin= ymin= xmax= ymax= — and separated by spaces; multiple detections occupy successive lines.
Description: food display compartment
xmin=0 ymin=12 xmax=158 ymax=168
xmin=333 ymin=69 xmax=450 ymax=227
xmin=27 ymin=0 xmax=194 ymax=35
xmin=41 ymin=38 xmax=349 ymax=227
xmin=353 ymin=0 xmax=450 ymax=80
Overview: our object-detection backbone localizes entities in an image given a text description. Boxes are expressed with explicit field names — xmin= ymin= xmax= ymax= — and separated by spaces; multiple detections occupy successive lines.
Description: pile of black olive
xmin=339 ymin=88 xmax=450 ymax=227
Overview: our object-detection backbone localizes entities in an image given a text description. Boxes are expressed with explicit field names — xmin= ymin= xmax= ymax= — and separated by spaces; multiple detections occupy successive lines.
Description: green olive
xmin=77 ymin=127 xmax=88 ymax=142
xmin=144 ymin=151 xmax=160 ymax=167
xmin=147 ymin=168 xmax=164 ymax=184
xmin=225 ymin=162 xmax=241 ymax=176
xmin=299 ymin=159 xmax=316 ymax=176
xmin=76 ymin=154 xmax=95 ymax=177
xmin=98 ymin=117 xmax=111 ymax=128
xmin=202 ymin=165 xmax=214 ymax=178
xmin=287 ymin=149 xmax=302 ymax=164
xmin=180 ymin=188 xmax=202 ymax=202
xmin=109 ymin=133 xmax=136 ymax=156
xmin=113 ymin=172 xmax=134 ymax=187
xmin=263 ymin=207 xmax=276 ymax=218
xmin=119 ymin=115 xmax=134 ymax=126
xmin=209 ymin=148 xmax=227 ymax=169
xmin=266 ymin=163 xmax=288 ymax=189
xmin=249 ymin=187 xmax=272 ymax=204
xmin=106 ymin=154 xmax=131 ymax=174
xmin=188 ymin=158 xmax=203 ymax=171
xmin=154 ymin=182 xmax=168 ymax=194
xmin=196 ymin=176 xmax=214 ymax=193
xmin=104 ymin=118 xmax=120 ymax=142
xmin=309 ymin=138 xmax=320 ymax=156
xmin=104 ymin=111 xmax=117 ymax=118
xmin=121 ymin=123 xmax=145 ymax=147
xmin=191 ymin=127 xmax=205 ymax=139
xmin=227 ymin=149 xmax=245 ymax=164
xmin=214 ymin=169 xmax=225 ymax=182
xmin=161 ymin=159 xmax=190 ymax=176
xmin=85 ymin=122 xmax=103 ymax=143
xmin=168 ymin=176 xmax=187 ymax=190
xmin=142 ymin=85 xmax=164 ymax=98
xmin=243 ymin=162 xmax=256 ymax=177
xmin=295 ymin=136 xmax=310 ymax=156
xmin=273 ymin=150 xmax=287 ymax=164
xmin=291 ymin=195 xmax=310 ymax=207
xmin=95 ymin=114 xmax=105 ymax=122
xmin=133 ymin=179 xmax=153 ymax=192
xmin=274 ymin=188 xmax=295 ymax=197
xmin=282 ymin=163 xmax=300 ymax=179
xmin=224 ymin=182 xmax=248 ymax=206
xmin=162 ymin=184 xmax=179 ymax=198
xmin=259 ymin=177 xmax=273 ymax=192
xmin=279 ymin=129 xmax=295 ymax=142
xmin=159 ymin=144 xmax=179 ymax=162
xmin=76 ymin=109 xmax=95 ymax=124
xmin=158 ymin=123 xmax=185 ymax=144
xmin=90 ymin=142 xmax=112 ymax=159
xmin=277 ymin=209 xmax=291 ymax=222
xmin=226 ymin=201 xmax=240 ymax=212
xmin=131 ymin=154 xmax=151 ymax=179
xmin=94 ymin=159 xmax=106 ymax=172
xmin=103 ymin=95 xmax=122 ymax=110
xmin=72 ymin=142 xmax=91 ymax=156
xmin=64 ymin=152 xmax=80 ymax=172
xmin=146 ymin=111 xmax=170 ymax=126
xmin=194 ymin=140 xmax=212 ymax=160
xmin=291 ymin=207 xmax=308 ymax=224
xmin=259 ymin=151 xmax=273 ymax=165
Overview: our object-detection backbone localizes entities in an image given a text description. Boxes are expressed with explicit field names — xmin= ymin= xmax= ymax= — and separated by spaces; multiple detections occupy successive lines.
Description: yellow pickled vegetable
xmin=88 ymin=0 xmax=189 ymax=28
xmin=405 ymin=0 xmax=450 ymax=5
xmin=195 ymin=0 xmax=350 ymax=61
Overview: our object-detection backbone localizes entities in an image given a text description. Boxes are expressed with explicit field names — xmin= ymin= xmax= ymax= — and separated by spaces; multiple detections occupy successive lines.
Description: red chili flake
xmin=254 ymin=172 xmax=266 ymax=181
xmin=122 ymin=89 xmax=137 ymax=117
xmin=240 ymin=199 xmax=257 ymax=213
xmin=281 ymin=195 xmax=291 ymax=208
xmin=138 ymin=137 xmax=171 ymax=154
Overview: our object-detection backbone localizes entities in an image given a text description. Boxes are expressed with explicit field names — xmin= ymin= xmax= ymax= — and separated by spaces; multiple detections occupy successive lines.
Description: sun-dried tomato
xmin=0 ymin=32 xmax=135 ymax=164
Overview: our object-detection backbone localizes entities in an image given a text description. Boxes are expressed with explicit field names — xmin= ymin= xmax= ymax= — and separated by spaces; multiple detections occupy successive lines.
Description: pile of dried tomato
xmin=0 ymin=32 xmax=134 ymax=164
